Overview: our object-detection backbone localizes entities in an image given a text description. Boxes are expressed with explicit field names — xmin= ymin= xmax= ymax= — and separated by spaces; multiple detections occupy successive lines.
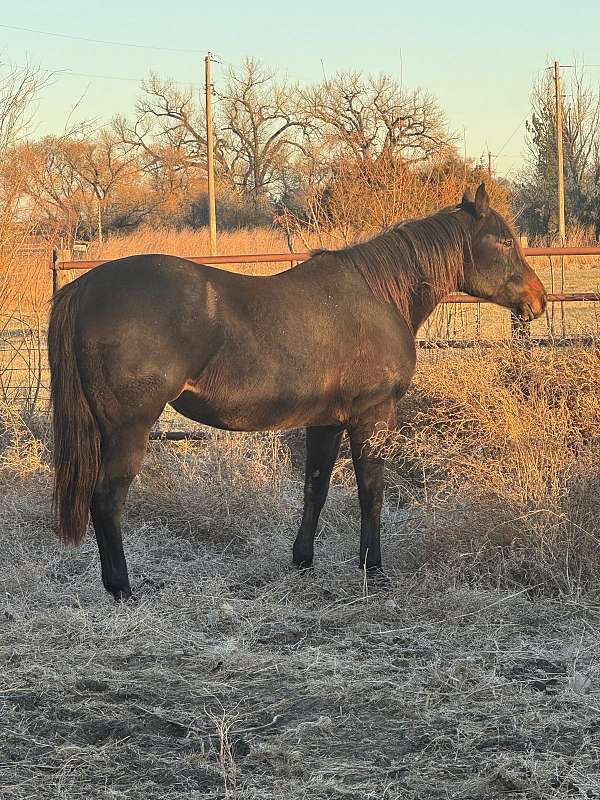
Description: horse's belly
xmin=169 ymin=348 xmax=410 ymax=432
xmin=169 ymin=387 xmax=338 ymax=432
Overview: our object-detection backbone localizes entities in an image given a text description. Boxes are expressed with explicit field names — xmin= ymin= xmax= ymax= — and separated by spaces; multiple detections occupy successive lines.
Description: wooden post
xmin=52 ymin=248 xmax=59 ymax=295
xmin=97 ymin=194 xmax=103 ymax=245
xmin=205 ymin=52 xmax=218 ymax=255
xmin=554 ymin=61 xmax=566 ymax=245
xmin=488 ymin=151 xmax=492 ymax=180
xmin=554 ymin=60 xmax=566 ymax=336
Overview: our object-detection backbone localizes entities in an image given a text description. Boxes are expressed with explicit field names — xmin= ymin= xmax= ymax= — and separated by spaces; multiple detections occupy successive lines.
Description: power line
xmin=10 ymin=62 xmax=201 ymax=87
xmin=484 ymin=119 xmax=528 ymax=178
xmin=51 ymin=68 xmax=150 ymax=84
xmin=495 ymin=118 xmax=527 ymax=159
xmin=210 ymin=52 xmax=235 ymax=69
xmin=0 ymin=23 xmax=202 ymax=54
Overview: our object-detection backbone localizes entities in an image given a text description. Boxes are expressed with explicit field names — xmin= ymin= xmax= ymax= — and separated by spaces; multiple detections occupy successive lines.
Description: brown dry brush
xmin=373 ymin=343 xmax=600 ymax=593
xmin=287 ymin=151 xmax=512 ymax=250
xmin=0 ymin=64 xmax=53 ymax=417
xmin=88 ymin=226 xmax=292 ymax=275
xmin=2 ymin=341 xmax=600 ymax=597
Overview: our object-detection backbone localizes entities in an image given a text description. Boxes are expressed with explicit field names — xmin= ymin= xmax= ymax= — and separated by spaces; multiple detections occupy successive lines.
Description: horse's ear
xmin=461 ymin=188 xmax=474 ymax=205
xmin=474 ymin=182 xmax=490 ymax=218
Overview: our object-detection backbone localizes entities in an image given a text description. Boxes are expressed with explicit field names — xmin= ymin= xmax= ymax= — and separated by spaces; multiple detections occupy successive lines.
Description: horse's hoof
xmin=292 ymin=558 xmax=314 ymax=571
xmin=112 ymin=588 xmax=134 ymax=603
xmin=292 ymin=545 xmax=314 ymax=570
xmin=362 ymin=566 xmax=390 ymax=590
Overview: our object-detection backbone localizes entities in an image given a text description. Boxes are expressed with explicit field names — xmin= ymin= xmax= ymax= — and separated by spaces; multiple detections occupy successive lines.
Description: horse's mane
xmin=313 ymin=207 xmax=474 ymax=324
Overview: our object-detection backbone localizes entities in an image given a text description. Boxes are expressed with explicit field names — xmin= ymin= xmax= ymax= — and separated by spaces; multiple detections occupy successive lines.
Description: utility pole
xmin=554 ymin=60 xmax=568 ymax=336
xmin=96 ymin=193 xmax=103 ymax=245
xmin=205 ymin=52 xmax=217 ymax=255
xmin=554 ymin=60 xmax=566 ymax=245
xmin=487 ymin=151 xmax=492 ymax=180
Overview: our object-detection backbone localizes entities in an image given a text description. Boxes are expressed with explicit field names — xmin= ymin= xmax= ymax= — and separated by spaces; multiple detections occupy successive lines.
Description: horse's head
xmin=460 ymin=183 xmax=547 ymax=321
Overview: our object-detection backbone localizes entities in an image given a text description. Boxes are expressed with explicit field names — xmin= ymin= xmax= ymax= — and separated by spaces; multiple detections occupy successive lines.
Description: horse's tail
xmin=48 ymin=279 xmax=100 ymax=545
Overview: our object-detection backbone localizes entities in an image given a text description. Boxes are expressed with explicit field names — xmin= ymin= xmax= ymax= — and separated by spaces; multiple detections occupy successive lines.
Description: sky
xmin=2 ymin=0 xmax=600 ymax=180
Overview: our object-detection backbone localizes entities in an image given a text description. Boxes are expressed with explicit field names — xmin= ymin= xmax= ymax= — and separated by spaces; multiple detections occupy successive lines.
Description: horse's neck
xmin=408 ymin=291 xmax=440 ymax=334
xmin=404 ymin=236 xmax=465 ymax=333
xmin=407 ymin=270 xmax=461 ymax=334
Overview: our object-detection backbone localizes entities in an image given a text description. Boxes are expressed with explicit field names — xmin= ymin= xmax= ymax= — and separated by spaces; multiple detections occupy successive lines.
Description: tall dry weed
xmin=0 ymin=401 xmax=47 ymax=479
xmin=89 ymin=225 xmax=346 ymax=274
xmin=378 ymin=344 xmax=600 ymax=591
xmin=90 ymin=226 xmax=291 ymax=275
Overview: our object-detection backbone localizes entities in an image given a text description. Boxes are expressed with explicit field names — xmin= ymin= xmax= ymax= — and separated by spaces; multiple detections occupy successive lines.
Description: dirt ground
xmin=1 ymin=415 xmax=600 ymax=799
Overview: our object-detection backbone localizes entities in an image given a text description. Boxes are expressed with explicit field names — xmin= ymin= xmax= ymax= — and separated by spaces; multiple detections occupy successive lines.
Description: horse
xmin=48 ymin=183 xmax=547 ymax=601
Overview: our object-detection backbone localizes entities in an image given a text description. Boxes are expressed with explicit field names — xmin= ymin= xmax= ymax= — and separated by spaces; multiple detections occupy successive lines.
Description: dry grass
xmin=89 ymin=226 xmax=294 ymax=276
xmin=377 ymin=343 xmax=600 ymax=592
xmin=3 ymin=225 xmax=600 ymax=341
xmin=1 ymin=344 xmax=600 ymax=799
xmin=0 ymin=250 xmax=51 ymax=417
xmin=0 ymin=251 xmax=50 ymax=309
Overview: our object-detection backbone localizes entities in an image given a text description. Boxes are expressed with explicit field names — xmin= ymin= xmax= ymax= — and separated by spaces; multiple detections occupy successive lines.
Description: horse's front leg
xmin=292 ymin=425 xmax=344 ymax=568
xmin=348 ymin=399 xmax=396 ymax=576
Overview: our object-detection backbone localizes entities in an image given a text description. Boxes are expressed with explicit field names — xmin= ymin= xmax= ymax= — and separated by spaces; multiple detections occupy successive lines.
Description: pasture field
xmin=2 ymin=226 xmax=600 ymax=338
xmin=1 ymin=343 xmax=600 ymax=799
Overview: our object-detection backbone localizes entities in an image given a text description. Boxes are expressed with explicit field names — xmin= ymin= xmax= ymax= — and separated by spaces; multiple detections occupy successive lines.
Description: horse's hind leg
xmin=90 ymin=424 xmax=151 ymax=601
xmin=292 ymin=425 xmax=343 ymax=568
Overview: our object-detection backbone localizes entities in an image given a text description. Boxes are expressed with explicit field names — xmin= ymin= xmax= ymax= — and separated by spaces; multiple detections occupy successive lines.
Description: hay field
xmin=3 ymin=224 xmax=599 ymax=419
xmin=1 ymin=343 xmax=600 ymax=799
xmin=3 ymin=226 xmax=600 ymax=340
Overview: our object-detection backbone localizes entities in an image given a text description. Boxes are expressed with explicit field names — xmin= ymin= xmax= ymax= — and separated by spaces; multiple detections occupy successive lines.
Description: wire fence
xmin=2 ymin=247 xmax=599 ymax=435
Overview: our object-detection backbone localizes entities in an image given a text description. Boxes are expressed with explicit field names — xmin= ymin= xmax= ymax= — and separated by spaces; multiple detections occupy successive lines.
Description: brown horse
xmin=48 ymin=183 xmax=546 ymax=600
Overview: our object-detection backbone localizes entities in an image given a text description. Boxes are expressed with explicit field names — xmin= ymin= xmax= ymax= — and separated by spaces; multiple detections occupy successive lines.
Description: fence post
xmin=51 ymin=248 xmax=59 ymax=296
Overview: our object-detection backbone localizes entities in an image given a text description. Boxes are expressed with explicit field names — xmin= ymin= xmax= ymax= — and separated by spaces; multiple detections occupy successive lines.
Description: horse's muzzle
xmin=515 ymin=292 xmax=547 ymax=322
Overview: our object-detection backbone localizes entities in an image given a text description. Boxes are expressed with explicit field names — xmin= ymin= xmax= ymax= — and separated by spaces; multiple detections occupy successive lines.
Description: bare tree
xmin=562 ymin=69 xmax=600 ymax=229
xmin=215 ymin=58 xmax=310 ymax=206
xmin=115 ymin=60 xmax=309 ymax=217
xmin=18 ymin=130 xmax=149 ymax=242
xmin=0 ymin=62 xmax=47 ymax=248
xmin=302 ymin=72 xmax=451 ymax=167
xmin=114 ymin=73 xmax=207 ymax=183
xmin=0 ymin=61 xmax=45 ymax=154
xmin=0 ymin=62 xmax=49 ymax=413
xmin=61 ymin=130 xmax=141 ymax=241
xmin=16 ymin=136 xmax=85 ymax=237
xmin=286 ymin=72 xmax=455 ymax=242
xmin=517 ymin=64 xmax=600 ymax=237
